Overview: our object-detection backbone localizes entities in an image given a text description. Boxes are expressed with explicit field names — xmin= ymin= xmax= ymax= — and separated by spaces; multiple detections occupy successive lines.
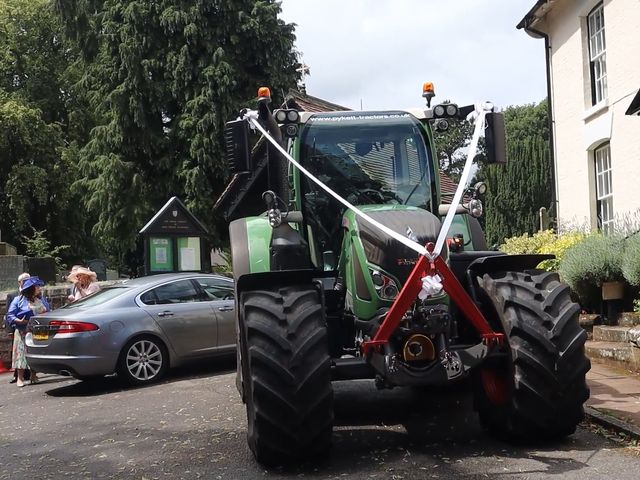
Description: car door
xmin=192 ymin=276 xmax=235 ymax=348
xmin=139 ymin=279 xmax=217 ymax=358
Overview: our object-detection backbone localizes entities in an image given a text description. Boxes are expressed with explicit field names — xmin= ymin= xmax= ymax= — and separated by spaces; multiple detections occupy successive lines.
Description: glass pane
xmin=299 ymin=112 xmax=434 ymax=254
xmin=152 ymin=280 xmax=200 ymax=304
xmin=195 ymin=277 xmax=234 ymax=300
xmin=597 ymin=175 xmax=604 ymax=198
xmin=606 ymin=198 xmax=613 ymax=222
xmin=63 ymin=287 xmax=129 ymax=309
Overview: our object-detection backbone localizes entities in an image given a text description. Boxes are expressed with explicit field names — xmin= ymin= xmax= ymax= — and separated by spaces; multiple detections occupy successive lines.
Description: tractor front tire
xmin=474 ymin=270 xmax=590 ymax=441
xmin=240 ymin=286 xmax=333 ymax=466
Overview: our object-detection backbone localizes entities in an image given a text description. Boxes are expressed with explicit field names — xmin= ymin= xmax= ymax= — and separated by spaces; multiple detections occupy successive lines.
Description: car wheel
xmin=118 ymin=336 xmax=168 ymax=386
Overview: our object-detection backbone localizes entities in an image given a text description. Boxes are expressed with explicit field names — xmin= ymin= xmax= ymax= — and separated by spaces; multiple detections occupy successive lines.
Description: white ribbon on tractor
xmin=245 ymin=102 xmax=491 ymax=270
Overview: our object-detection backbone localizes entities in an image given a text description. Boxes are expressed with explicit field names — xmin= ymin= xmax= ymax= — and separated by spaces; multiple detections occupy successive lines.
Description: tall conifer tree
xmin=54 ymin=0 xmax=300 ymax=261
xmin=480 ymin=100 xmax=552 ymax=246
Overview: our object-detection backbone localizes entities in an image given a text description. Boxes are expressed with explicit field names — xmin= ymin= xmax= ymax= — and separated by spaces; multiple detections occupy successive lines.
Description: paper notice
xmin=180 ymin=247 xmax=196 ymax=270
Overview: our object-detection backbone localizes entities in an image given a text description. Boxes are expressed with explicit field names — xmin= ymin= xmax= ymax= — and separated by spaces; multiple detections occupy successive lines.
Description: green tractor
xmin=218 ymin=86 xmax=589 ymax=466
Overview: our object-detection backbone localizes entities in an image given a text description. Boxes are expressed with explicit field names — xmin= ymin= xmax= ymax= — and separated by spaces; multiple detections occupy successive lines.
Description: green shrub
xmin=538 ymin=231 xmax=588 ymax=271
xmin=22 ymin=227 xmax=70 ymax=271
xmin=559 ymin=234 xmax=625 ymax=307
xmin=622 ymin=233 xmax=640 ymax=286
xmin=500 ymin=230 xmax=556 ymax=256
xmin=500 ymin=229 xmax=586 ymax=271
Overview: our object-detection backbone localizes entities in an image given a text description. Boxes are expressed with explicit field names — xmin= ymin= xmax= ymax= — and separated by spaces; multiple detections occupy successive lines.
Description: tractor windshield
xmin=299 ymin=112 xmax=436 ymax=210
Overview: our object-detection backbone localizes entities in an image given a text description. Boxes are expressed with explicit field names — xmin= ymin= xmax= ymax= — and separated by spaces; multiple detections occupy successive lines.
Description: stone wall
xmin=0 ymin=256 xmax=25 ymax=291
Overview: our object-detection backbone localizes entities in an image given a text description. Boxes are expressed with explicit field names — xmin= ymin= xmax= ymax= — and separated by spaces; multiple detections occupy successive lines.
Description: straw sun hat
xmin=67 ymin=266 xmax=97 ymax=283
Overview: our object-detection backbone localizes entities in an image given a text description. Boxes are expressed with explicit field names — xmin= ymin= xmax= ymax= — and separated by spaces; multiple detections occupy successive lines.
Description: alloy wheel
xmin=126 ymin=339 xmax=164 ymax=382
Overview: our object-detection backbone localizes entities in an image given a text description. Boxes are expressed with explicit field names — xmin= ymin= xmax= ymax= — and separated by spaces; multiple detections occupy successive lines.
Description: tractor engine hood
xmin=352 ymin=206 xmax=442 ymax=285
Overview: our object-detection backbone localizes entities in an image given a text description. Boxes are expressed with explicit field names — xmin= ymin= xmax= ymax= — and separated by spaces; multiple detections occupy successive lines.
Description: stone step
xmin=585 ymin=341 xmax=640 ymax=373
xmin=593 ymin=325 xmax=633 ymax=343
xmin=619 ymin=312 xmax=640 ymax=327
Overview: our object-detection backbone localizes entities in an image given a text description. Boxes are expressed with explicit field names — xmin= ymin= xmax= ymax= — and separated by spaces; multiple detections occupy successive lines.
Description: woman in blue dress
xmin=6 ymin=276 xmax=48 ymax=387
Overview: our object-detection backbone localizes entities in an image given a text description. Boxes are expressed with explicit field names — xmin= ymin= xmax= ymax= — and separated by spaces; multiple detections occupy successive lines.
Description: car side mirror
xmin=485 ymin=112 xmax=507 ymax=164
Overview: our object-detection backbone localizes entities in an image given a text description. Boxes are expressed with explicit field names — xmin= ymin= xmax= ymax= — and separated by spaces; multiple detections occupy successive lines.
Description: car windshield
xmin=63 ymin=286 xmax=129 ymax=309
xmin=299 ymin=111 xmax=435 ymax=210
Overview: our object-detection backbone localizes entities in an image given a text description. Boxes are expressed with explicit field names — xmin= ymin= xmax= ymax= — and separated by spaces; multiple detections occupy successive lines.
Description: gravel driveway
xmin=1 ymin=361 xmax=640 ymax=479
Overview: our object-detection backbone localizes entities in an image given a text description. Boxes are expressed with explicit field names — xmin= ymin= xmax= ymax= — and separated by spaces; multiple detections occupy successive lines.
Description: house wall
xmin=538 ymin=0 xmax=640 ymax=230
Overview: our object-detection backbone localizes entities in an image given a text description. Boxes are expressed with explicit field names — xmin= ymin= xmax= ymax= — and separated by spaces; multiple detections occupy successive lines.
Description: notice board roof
xmin=139 ymin=197 xmax=209 ymax=236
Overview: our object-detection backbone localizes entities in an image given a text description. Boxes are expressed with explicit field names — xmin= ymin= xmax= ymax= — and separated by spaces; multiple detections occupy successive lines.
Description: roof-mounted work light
xmin=426 ymin=102 xmax=460 ymax=120
xmin=273 ymin=109 xmax=300 ymax=124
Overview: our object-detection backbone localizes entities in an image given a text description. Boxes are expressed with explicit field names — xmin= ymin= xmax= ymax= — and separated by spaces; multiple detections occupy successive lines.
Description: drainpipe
xmin=522 ymin=23 xmax=559 ymax=232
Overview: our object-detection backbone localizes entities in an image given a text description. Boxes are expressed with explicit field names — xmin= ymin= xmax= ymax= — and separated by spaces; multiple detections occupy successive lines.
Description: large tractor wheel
xmin=474 ymin=270 xmax=590 ymax=441
xmin=240 ymin=286 xmax=333 ymax=466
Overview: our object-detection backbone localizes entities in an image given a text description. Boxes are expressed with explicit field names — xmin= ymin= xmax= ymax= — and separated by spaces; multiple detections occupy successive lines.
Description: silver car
xmin=25 ymin=273 xmax=235 ymax=385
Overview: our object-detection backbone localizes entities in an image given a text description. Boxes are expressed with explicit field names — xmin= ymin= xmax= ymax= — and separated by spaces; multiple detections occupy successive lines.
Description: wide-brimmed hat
xmin=20 ymin=276 xmax=44 ymax=292
xmin=68 ymin=266 xmax=97 ymax=283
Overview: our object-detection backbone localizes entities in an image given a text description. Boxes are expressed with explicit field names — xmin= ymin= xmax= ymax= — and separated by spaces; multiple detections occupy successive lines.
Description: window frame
xmin=587 ymin=3 xmax=607 ymax=106
xmin=594 ymin=143 xmax=613 ymax=233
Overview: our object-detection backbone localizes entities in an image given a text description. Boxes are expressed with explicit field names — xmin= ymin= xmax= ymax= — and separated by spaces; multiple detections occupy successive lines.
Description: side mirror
xmin=224 ymin=119 xmax=251 ymax=174
xmin=485 ymin=112 xmax=507 ymax=164
xmin=322 ymin=251 xmax=337 ymax=271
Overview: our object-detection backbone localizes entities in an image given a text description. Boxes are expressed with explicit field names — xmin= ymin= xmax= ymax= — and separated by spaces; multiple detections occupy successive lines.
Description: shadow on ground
xmin=44 ymin=356 xmax=236 ymax=398
xmin=273 ymin=380 xmax=600 ymax=477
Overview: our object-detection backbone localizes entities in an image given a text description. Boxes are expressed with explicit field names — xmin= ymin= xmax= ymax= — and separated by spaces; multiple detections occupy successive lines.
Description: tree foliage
xmin=479 ymin=100 xmax=552 ymax=246
xmin=53 ymin=0 xmax=301 ymax=261
xmin=0 ymin=0 xmax=93 ymax=261
xmin=432 ymin=103 xmax=475 ymax=182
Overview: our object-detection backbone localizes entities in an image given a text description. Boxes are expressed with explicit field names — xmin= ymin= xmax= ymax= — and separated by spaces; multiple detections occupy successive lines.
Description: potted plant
xmin=560 ymin=233 xmax=626 ymax=310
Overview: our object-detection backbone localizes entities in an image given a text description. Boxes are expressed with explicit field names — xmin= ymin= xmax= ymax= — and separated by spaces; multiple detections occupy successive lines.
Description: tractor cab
xmin=296 ymin=111 xmax=437 ymax=260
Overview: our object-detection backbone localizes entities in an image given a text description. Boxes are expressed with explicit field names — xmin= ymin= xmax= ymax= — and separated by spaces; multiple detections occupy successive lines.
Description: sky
xmin=278 ymin=0 xmax=547 ymax=111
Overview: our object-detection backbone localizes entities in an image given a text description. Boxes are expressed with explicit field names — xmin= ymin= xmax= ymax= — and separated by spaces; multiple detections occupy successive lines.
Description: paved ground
xmin=1 ymin=361 xmax=640 ymax=480
xmin=588 ymin=362 xmax=640 ymax=427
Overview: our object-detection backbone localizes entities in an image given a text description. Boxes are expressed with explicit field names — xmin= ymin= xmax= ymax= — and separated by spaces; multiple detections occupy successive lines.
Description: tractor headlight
xmin=274 ymin=109 xmax=300 ymax=125
xmin=382 ymin=283 xmax=399 ymax=299
xmin=369 ymin=268 xmax=399 ymax=300
xmin=371 ymin=270 xmax=385 ymax=287
xmin=431 ymin=103 xmax=459 ymax=119
xmin=274 ymin=110 xmax=288 ymax=123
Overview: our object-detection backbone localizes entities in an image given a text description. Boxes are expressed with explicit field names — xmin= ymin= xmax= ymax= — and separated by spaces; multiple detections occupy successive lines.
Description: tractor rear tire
xmin=240 ymin=286 xmax=333 ymax=466
xmin=474 ymin=270 xmax=590 ymax=441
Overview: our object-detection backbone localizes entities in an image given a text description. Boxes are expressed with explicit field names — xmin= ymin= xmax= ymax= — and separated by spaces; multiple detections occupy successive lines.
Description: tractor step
xmin=331 ymin=357 xmax=375 ymax=381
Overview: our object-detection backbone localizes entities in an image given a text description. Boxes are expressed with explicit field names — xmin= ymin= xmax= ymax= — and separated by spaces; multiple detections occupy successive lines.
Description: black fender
xmin=463 ymin=253 xmax=555 ymax=304
xmin=467 ymin=253 xmax=554 ymax=277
